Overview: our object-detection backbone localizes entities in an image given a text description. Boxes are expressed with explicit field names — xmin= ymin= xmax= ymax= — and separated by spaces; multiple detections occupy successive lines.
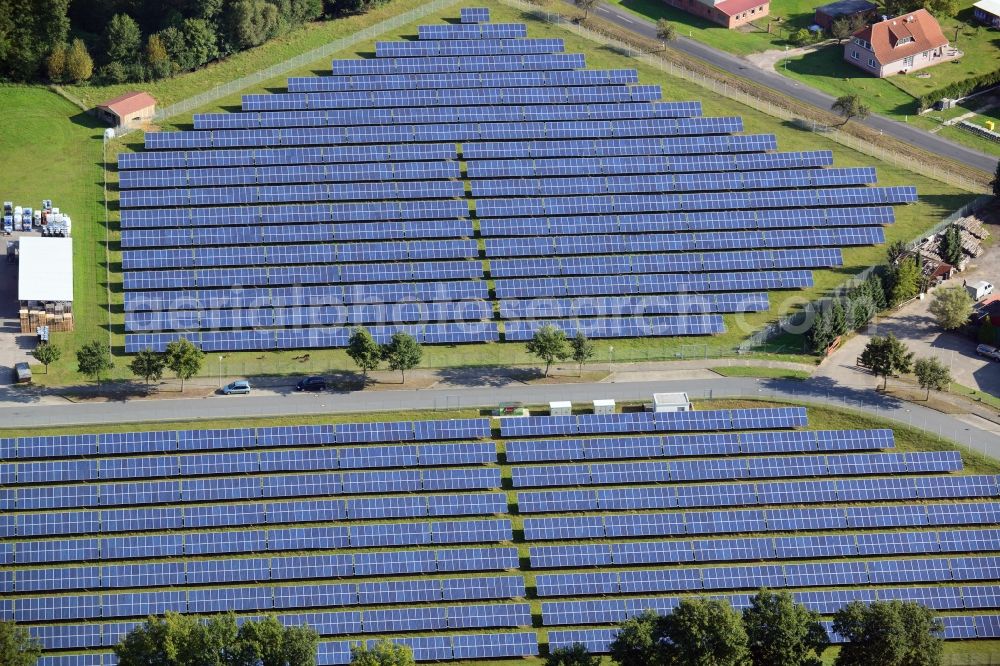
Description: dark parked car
xmin=296 ymin=376 xmax=327 ymax=391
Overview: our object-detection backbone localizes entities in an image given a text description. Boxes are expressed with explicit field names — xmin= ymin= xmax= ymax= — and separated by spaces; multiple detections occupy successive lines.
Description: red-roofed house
xmin=96 ymin=92 xmax=156 ymax=130
xmin=663 ymin=0 xmax=769 ymax=28
xmin=843 ymin=9 xmax=958 ymax=77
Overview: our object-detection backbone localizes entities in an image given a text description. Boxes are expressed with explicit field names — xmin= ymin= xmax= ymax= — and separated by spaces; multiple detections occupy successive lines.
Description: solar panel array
xmin=117 ymin=10 xmax=912 ymax=353
xmin=4 ymin=405 xmax=1000 ymax=664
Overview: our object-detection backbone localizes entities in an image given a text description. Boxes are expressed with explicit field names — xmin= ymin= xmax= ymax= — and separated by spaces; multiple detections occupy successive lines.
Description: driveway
xmin=817 ymin=237 xmax=1000 ymax=396
xmin=0 ymin=232 xmax=36 ymax=385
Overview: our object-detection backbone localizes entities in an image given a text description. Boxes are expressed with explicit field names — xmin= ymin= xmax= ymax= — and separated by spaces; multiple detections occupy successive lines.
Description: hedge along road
xmin=1 ymin=376 xmax=998 ymax=458
xmin=569 ymin=0 xmax=999 ymax=175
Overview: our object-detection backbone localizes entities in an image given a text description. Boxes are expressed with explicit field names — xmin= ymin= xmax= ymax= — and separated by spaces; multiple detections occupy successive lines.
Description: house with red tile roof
xmin=96 ymin=92 xmax=156 ymax=130
xmin=663 ymin=0 xmax=769 ymax=29
xmin=843 ymin=9 xmax=959 ymax=77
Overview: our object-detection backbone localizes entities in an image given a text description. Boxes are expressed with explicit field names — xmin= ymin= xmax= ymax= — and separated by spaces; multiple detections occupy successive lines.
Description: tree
xmin=886 ymin=240 xmax=908 ymax=265
xmin=226 ymin=0 xmax=284 ymax=50
xmin=145 ymin=34 xmax=171 ymax=79
xmin=924 ymin=0 xmax=959 ymax=18
xmin=859 ymin=333 xmax=914 ymax=389
xmin=350 ymin=639 xmax=414 ymax=666
xmin=743 ymin=589 xmax=828 ymax=666
xmin=546 ymin=643 xmax=600 ymax=666
xmin=0 ymin=0 xmax=70 ymax=81
xmin=129 ymin=349 xmax=166 ymax=387
xmin=830 ymin=16 xmax=854 ymax=43
xmin=981 ymin=317 xmax=997 ymax=345
xmin=914 ymin=356 xmax=951 ymax=400
xmin=235 ymin=614 xmax=319 ymax=666
xmin=656 ymin=18 xmax=677 ymax=43
xmin=346 ymin=326 xmax=381 ymax=379
xmin=806 ymin=307 xmax=835 ymax=355
xmin=31 ymin=342 xmax=61 ymax=374
xmin=866 ymin=272 xmax=888 ymax=310
xmin=526 ymin=324 xmax=570 ymax=376
xmin=46 ymin=42 xmax=66 ymax=82
xmin=929 ymin=286 xmax=973 ymax=330
xmin=830 ymin=299 xmax=847 ymax=337
xmin=382 ymin=332 xmax=422 ymax=382
xmin=938 ymin=226 xmax=963 ymax=266
xmin=76 ymin=340 xmax=114 ymax=384
xmin=659 ymin=597 xmax=750 ymax=666
xmin=833 ymin=600 xmax=943 ymax=666
xmin=164 ymin=337 xmax=204 ymax=391
xmin=993 ymin=161 xmax=1000 ymax=197
xmin=0 ymin=620 xmax=42 ymax=666
xmin=116 ymin=613 xmax=239 ymax=666
xmin=790 ymin=27 xmax=812 ymax=46
xmin=105 ymin=13 xmax=142 ymax=64
xmin=65 ymin=38 xmax=93 ymax=82
xmin=831 ymin=94 xmax=870 ymax=123
xmin=887 ymin=256 xmax=922 ymax=306
xmin=609 ymin=609 xmax=662 ymax=666
xmin=182 ymin=18 xmax=219 ymax=68
xmin=575 ymin=0 xmax=598 ymax=19
xmin=570 ymin=331 xmax=595 ymax=376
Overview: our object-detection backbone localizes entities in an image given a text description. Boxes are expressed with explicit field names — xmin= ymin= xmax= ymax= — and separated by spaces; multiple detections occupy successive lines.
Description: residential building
xmin=844 ymin=9 xmax=958 ymax=77
xmin=662 ymin=0 xmax=769 ymax=28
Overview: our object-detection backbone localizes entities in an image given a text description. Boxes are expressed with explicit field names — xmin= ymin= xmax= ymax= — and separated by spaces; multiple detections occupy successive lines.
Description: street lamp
xmin=218 ymin=355 xmax=224 ymax=388
xmin=609 ymin=345 xmax=615 ymax=371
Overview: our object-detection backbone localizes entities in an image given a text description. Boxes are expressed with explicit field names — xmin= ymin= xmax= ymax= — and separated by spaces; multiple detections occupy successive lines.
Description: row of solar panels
xmin=464 ymin=134 xmax=777 ymax=159
xmin=468 ymin=150 xmax=832 ymax=178
xmin=124 ymin=324 xmax=500 ymax=352
xmin=0 ymin=418 xmax=490 ymax=460
xmin=417 ymin=23 xmax=527 ymax=40
xmin=510 ymin=451 xmax=962 ymax=488
xmin=27 ymin=605 xmax=531 ymax=652
xmin=529 ymin=530 xmax=1000 ymax=569
xmin=1 ymin=468 xmax=503 ymax=510
xmin=1 ymin=442 xmax=496 ymax=485
xmin=291 ymin=67 xmax=637 ymax=92
xmin=120 ymin=220 xmax=476 ymax=248
xmin=118 ymin=160 xmax=461 ymax=190
xmin=500 ymin=408 xmax=807 ymax=437
xmin=479 ymin=209 xmax=890 ymax=237
xmin=4 ymin=575 xmax=527 ymax=622
xmin=330 ymin=51 xmax=583 ymax=75
xmin=124 ymin=302 xmax=495 ymax=332
xmin=3 ymin=492 xmax=506 ymax=539
xmin=518 ymin=475 xmax=1000 ymax=515
xmin=486 ymin=228 xmax=884 ymax=258
xmin=193 ymin=100 xmax=702 ymax=130
xmin=35 ymin=632 xmax=539 ymax=666
xmin=493 ymin=269 xmax=815 ymax=298
xmin=471 ymin=167 xmax=878 ymax=198
xmin=505 ymin=429 xmax=895 ymax=462
xmin=144 ymin=116 xmax=742 ymax=150
xmin=523 ymin=498 xmax=1000 ymax=541
xmin=123 ymin=282 xmax=488 ymax=312
xmin=121 ymin=260 xmax=483 ymax=290
xmin=121 ymin=240 xmax=478 ymax=271
xmin=497 ymin=293 xmax=769 ymax=320
xmin=533 ymin=557 xmax=1000 ymax=597
xmin=373 ymin=37 xmax=564 ymax=57
xmin=475 ymin=186 xmax=918 ymax=218
xmin=119 ymin=200 xmax=469 ymax=228
xmin=4 ymin=519 xmax=514 ymax=567
xmin=460 ymin=7 xmax=490 ymax=23
xmin=503 ymin=316 xmax=724 ymax=339
xmin=119 ymin=180 xmax=465 ymax=209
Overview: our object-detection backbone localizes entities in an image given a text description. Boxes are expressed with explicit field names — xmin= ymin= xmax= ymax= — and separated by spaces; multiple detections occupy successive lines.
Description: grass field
xmin=24 ymin=0 xmax=978 ymax=384
xmin=709 ymin=366 xmax=812 ymax=379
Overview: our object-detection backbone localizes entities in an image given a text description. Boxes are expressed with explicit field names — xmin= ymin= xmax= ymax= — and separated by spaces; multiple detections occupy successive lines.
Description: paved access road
xmin=571 ymin=0 xmax=998 ymax=174
xmin=3 ymin=377 xmax=999 ymax=460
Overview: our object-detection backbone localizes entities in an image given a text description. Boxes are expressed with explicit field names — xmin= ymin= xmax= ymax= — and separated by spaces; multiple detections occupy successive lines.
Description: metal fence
xmin=114 ymin=0 xmax=463 ymax=132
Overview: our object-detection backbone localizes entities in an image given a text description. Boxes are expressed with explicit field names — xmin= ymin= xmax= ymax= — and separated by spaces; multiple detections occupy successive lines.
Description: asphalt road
xmin=3 ymin=377 xmax=999 ymax=460
xmin=577 ymin=0 xmax=999 ymax=174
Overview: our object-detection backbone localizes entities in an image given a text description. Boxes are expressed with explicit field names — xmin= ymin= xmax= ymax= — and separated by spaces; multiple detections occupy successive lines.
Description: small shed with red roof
xmin=96 ymin=92 xmax=156 ymax=130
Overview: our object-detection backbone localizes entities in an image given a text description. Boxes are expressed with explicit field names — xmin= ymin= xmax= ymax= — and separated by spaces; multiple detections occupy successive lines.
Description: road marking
xmin=620 ymin=16 xmax=636 ymax=23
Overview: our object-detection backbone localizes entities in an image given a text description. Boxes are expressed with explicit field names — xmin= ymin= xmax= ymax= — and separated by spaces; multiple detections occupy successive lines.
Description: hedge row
xmin=918 ymin=69 xmax=1000 ymax=110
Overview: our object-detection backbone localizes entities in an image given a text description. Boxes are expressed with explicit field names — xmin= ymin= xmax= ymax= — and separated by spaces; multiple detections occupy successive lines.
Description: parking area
xmin=0 ymin=232 xmax=44 ymax=385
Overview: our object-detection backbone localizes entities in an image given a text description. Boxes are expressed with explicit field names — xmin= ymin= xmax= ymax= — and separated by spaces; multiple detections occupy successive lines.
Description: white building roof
xmin=18 ymin=237 xmax=73 ymax=302
xmin=653 ymin=392 xmax=691 ymax=405
xmin=974 ymin=0 xmax=1000 ymax=15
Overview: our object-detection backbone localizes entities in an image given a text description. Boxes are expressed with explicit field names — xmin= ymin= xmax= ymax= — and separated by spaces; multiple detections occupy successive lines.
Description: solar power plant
xmin=116 ymin=8 xmax=916 ymax=354
xmin=5 ymin=406 xmax=1000 ymax=665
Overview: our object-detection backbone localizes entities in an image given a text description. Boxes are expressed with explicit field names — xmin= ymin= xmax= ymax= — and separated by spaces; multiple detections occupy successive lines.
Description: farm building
xmin=813 ymin=0 xmax=877 ymax=30
xmin=17 ymin=236 xmax=73 ymax=333
xmin=973 ymin=0 xmax=1000 ymax=26
xmin=96 ymin=92 xmax=156 ymax=130
xmin=844 ymin=9 xmax=957 ymax=76
xmin=662 ymin=0 xmax=770 ymax=28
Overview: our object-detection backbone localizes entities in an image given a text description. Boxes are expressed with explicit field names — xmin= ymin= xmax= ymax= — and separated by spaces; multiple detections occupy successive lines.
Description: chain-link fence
xmin=110 ymin=0 xmax=463 ymax=133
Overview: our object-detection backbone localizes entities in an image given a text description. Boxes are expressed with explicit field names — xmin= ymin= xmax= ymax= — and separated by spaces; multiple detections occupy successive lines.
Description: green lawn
xmin=709 ymin=365 xmax=812 ymax=379
xmin=28 ymin=0 xmax=979 ymax=384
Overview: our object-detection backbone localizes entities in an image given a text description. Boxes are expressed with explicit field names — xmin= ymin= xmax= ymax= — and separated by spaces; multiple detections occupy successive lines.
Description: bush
xmin=918 ymin=70 xmax=1000 ymax=110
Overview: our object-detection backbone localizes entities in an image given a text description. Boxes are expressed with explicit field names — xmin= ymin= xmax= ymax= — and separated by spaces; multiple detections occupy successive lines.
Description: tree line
xmin=1 ymin=0 xmax=389 ymax=84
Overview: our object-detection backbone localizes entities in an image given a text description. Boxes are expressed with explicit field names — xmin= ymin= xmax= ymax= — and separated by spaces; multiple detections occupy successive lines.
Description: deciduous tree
xmin=831 ymin=94 xmax=870 ymax=123
xmin=743 ymin=589 xmax=828 ymax=666
xmin=526 ymin=324 xmax=570 ymax=376
xmin=145 ymin=34 xmax=171 ymax=79
xmin=609 ymin=609 xmax=662 ymax=666
xmin=347 ymin=326 xmax=381 ymax=379
xmin=833 ymin=600 xmax=943 ymax=666
xmin=76 ymin=340 xmax=113 ymax=384
xmin=570 ymin=331 xmax=595 ymax=376
xmin=129 ymin=349 xmax=166 ymax=387
xmin=65 ymin=38 xmax=93 ymax=82
xmin=575 ymin=0 xmax=598 ymax=19
xmin=46 ymin=42 xmax=66 ymax=82
xmin=929 ymin=286 xmax=973 ymax=330
xmin=656 ymin=18 xmax=677 ymax=42
xmin=914 ymin=356 xmax=951 ymax=399
xmin=0 ymin=620 xmax=42 ymax=666
xmin=350 ymin=639 xmax=414 ymax=666
xmin=235 ymin=614 xmax=319 ymax=666
xmin=382 ymin=332 xmax=422 ymax=382
xmin=859 ymin=333 xmax=914 ymax=389
xmin=227 ymin=0 xmax=284 ymax=50
xmin=546 ymin=643 xmax=600 ymax=666
xmin=105 ymin=13 xmax=142 ymax=64
xmin=31 ymin=342 xmax=61 ymax=373
xmin=164 ymin=337 xmax=204 ymax=391
xmin=659 ymin=597 xmax=750 ymax=666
